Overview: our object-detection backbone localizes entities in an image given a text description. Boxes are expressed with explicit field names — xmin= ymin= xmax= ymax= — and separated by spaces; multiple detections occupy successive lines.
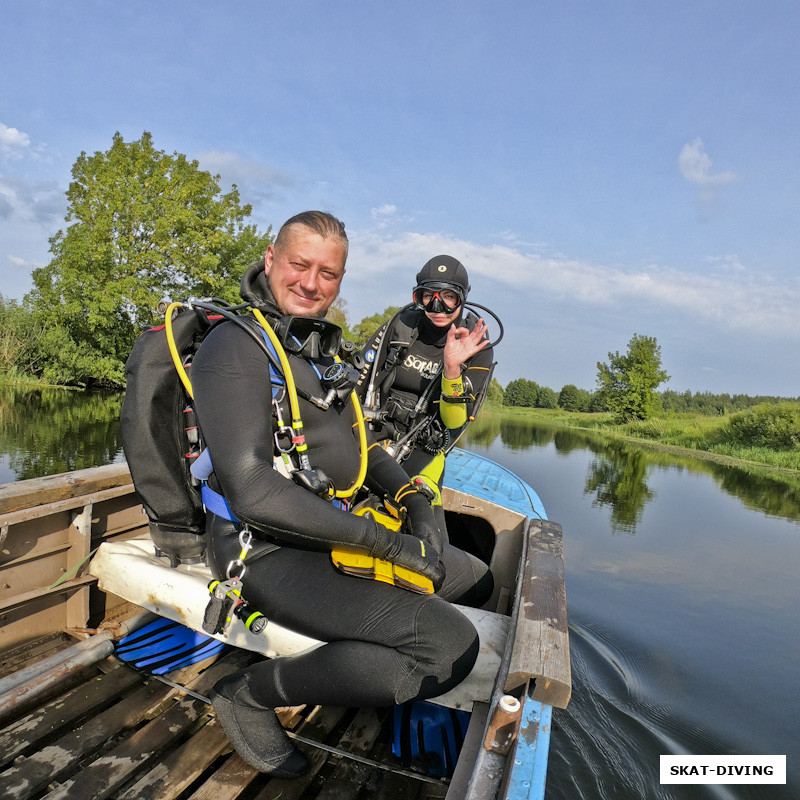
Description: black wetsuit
xmin=191 ymin=281 xmax=490 ymax=710
xmin=361 ymin=307 xmax=495 ymax=477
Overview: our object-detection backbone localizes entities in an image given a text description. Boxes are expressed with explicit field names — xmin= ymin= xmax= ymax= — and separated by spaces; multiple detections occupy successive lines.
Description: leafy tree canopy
xmin=28 ymin=131 xmax=272 ymax=386
xmin=504 ymin=378 xmax=539 ymax=408
xmin=350 ymin=306 xmax=402 ymax=347
xmin=596 ymin=333 xmax=669 ymax=421
xmin=485 ymin=377 xmax=505 ymax=407
xmin=558 ymin=384 xmax=593 ymax=412
xmin=536 ymin=385 xmax=558 ymax=409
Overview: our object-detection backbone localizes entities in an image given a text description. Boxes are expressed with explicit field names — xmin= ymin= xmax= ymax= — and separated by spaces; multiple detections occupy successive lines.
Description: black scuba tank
xmin=121 ymin=305 xmax=222 ymax=567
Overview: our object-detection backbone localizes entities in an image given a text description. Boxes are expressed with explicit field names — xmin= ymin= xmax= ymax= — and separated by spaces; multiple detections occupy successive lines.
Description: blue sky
xmin=2 ymin=1 xmax=799 ymax=396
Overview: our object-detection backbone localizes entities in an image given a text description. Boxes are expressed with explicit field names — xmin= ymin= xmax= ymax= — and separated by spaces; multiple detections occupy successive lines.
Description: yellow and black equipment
xmin=330 ymin=501 xmax=435 ymax=595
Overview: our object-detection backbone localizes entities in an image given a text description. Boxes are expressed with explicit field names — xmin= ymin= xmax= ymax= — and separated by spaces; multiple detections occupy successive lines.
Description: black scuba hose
xmin=188 ymin=299 xmax=323 ymax=407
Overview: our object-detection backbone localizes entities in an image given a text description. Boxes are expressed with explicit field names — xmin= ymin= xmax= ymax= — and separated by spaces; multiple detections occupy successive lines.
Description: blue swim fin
xmin=392 ymin=701 xmax=471 ymax=778
xmin=115 ymin=617 xmax=228 ymax=675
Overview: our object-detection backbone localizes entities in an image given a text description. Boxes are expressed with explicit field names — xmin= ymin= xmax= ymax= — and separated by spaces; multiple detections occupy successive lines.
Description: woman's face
xmin=419 ymin=288 xmax=462 ymax=327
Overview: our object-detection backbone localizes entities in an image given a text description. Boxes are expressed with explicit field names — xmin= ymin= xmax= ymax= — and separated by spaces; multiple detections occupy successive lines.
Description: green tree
xmin=326 ymin=296 xmax=358 ymax=343
xmin=28 ymin=131 xmax=272 ymax=386
xmin=596 ymin=333 xmax=669 ymax=421
xmin=504 ymin=378 xmax=539 ymax=407
xmin=558 ymin=384 xmax=592 ymax=412
xmin=351 ymin=306 xmax=401 ymax=347
xmin=0 ymin=296 xmax=35 ymax=378
xmin=484 ymin=377 xmax=505 ymax=407
xmin=536 ymin=386 xmax=558 ymax=409
xmin=588 ymin=391 xmax=608 ymax=412
xmin=558 ymin=384 xmax=580 ymax=411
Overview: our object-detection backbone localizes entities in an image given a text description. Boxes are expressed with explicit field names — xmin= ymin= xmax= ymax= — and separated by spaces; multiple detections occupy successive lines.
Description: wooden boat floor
xmin=0 ymin=636 xmax=450 ymax=800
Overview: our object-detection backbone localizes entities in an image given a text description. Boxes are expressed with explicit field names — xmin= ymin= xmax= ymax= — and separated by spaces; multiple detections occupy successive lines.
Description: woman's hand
xmin=443 ymin=318 xmax=490 ymax=379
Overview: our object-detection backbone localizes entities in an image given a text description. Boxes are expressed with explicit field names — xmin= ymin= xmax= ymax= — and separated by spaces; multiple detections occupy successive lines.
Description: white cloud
xmin=346 ymin=228 xmax=800 ymax=340
xmin=195 ymin=150 xmax=292 ymax=187
xmin=370 ymin=204 xmax=397 ymax=219
xmin=8 ymin=254 xmax=36 ymax=270
xmin=0 ymin=176 xmax=64 ymax=224
xmin=0 ymin=122 xmax=31 ymax=158
xmin=678 ymin=138 xmax=739 ymax=186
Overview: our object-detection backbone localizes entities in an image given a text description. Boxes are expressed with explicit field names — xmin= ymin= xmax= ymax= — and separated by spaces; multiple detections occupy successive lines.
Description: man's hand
xmin=402 ymin=491 xmax=446 ymax=554
xmin=381 ymin=532 xmax=445 ymax=592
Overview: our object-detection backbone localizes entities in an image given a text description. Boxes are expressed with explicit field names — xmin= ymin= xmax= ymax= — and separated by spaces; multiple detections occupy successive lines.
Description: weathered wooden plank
xmin=116 ymin=716 xmax=230 ymax=800
xmin=0 ymin=679 xmax=172 ymax=800
xmin=0 ymin=463 xmax=133 ymax=516
xmin=0 ymin=575 xmax=97 ymax=615
xmin=0 ymin=632 xmax=71 ymax=680
xmin=184 ymin=753 xmax=260 ymax=800
xmin=371 ymin=770 xmax=422 ymax=799
xmin=0 ymin=663 xmax=142 ymax=768
xmin=314 ymin=707 xmax=385 ymax=800
xmin=40 ymin=660 xmax=237 ymax=800
xmin=417 ymin=779 xmax=449 ymax=799
xmin=505 ymin=519 xmax=571 ymax=709
xmin=369 ymin=741 xmax=424 ymax=800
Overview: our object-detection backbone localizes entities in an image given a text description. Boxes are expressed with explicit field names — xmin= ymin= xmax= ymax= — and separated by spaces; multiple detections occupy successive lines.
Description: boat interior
xmin=0 ymin=461 xmax=570 ymax=800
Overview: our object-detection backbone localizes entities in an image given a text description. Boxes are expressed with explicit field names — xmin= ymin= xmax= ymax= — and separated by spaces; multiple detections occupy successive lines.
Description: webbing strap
xmin=201 ymin=484 xmax=239 ymax=522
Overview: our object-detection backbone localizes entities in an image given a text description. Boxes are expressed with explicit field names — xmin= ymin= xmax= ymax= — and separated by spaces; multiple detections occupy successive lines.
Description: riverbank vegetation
xmin=499 ymin=403 xmax=800 ymax=472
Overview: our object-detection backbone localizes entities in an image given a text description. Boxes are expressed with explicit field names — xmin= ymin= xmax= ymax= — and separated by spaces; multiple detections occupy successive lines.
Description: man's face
xmin=264 ymin=227 xmax=346 ymax=317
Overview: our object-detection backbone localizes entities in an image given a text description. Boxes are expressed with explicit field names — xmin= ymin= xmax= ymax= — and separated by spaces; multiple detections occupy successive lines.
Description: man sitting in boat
xmin=191 ymin=211 xmax=493 ymax=777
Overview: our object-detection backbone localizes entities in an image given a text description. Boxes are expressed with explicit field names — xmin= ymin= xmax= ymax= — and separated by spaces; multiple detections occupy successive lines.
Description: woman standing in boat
xmin=191 ymin=213 xmax=487 ymax=777
xmin=358 ymin=255 xmax=497 ymax=541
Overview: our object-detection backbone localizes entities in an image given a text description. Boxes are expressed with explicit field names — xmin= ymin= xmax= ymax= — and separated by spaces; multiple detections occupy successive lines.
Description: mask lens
xmin=439 ymin=290 xmax=461 ymax=309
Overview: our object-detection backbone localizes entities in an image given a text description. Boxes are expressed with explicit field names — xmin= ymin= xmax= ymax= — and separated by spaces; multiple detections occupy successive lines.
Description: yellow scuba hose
xmin=251 ymin=307 xmax=310 ymax=465
xmin=342 ymin=387 xmax=369 ymax=499
xmin=164 ymin=301 xmax=194 ymax=399
xmin=251 ymin=307 xmax=368 ymax=500
xmin=164 ymin=301 xmax=367 ymax=501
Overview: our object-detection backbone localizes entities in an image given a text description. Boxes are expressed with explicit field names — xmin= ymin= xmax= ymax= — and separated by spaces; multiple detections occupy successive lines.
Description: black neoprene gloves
xmin=379 ymin=530 xmax=445 ymax=591
xmin=401 ymin=490 xmax=446 ymax=555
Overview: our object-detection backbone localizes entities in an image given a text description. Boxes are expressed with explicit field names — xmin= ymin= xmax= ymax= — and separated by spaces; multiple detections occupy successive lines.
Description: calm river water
xmin=2 ymin=387 xmax=798 ymax=798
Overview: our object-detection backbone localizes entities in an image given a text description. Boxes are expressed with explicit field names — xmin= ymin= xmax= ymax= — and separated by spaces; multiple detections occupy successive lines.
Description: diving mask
xmin=412 ymin=284 xmax=465 ymax=314
xmin=273 ymin=315 xmax=343 ymax=359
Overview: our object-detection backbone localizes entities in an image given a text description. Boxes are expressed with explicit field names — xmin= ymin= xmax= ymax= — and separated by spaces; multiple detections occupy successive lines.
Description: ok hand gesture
xmin=443 ymin=318 xmax=490 ymax=380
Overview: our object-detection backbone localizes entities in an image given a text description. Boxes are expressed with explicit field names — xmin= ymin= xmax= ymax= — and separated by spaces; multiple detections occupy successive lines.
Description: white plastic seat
xmin=90 ymin=537 xmax=509 ymax=711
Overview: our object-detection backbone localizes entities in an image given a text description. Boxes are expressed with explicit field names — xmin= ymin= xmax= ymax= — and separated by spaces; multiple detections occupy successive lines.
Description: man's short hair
xmin=274 ymin=211 xmax=349 ymax=261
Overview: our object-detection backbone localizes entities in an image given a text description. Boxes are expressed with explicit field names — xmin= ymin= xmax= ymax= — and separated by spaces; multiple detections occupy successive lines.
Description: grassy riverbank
xmin=497 ymin=405 xmax=800 ymax=473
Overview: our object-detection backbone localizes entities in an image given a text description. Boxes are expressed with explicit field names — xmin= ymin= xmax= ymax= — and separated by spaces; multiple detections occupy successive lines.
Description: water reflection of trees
xmin=585 ymin=447 xmax=653 ymax=534
xmin=0 ymin=386 xmax=124 ymax=480
xmin=499 ymin=417 xmax=555 ymax=450
xmin=462 ymin=412 xmax=502 ymax=447
xmin=466 ymin=413 xmax=600 ymax=454
xmin=704 ymin=462 xmax=800 ymax=522
xmin=581 ymin=435 xmax=800 ymax=530
xmin=471 ymin=412 xmax=800 ymax=529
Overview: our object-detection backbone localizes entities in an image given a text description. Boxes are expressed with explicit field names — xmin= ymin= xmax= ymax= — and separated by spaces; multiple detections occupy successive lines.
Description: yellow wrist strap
xmin=441 ymin=375 xmax=464 ymax=397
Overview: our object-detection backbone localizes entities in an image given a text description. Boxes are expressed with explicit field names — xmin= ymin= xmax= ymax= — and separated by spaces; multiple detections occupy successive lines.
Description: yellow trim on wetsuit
xmin=440 ymin=374 xmax=468 ymax=429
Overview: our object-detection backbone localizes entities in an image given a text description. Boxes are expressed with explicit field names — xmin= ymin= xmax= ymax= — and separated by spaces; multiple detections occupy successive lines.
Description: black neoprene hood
xmin=415 ymin=255 xmax=471 ymax=295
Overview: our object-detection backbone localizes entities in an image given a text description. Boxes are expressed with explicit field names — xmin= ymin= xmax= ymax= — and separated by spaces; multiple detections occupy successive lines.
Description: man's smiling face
xmin=264 ymin=226 xmax=346 ymax=317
